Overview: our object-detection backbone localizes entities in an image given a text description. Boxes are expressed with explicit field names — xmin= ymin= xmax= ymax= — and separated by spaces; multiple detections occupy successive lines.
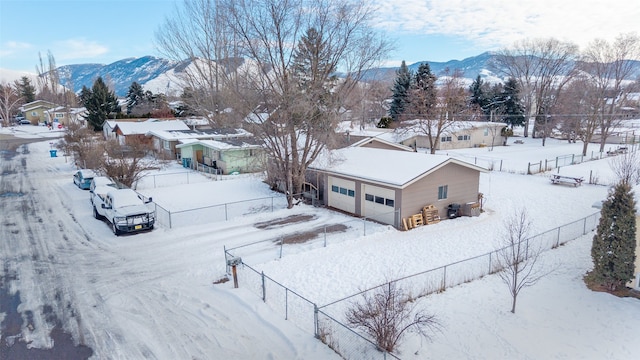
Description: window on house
xmin=375 ymin=196 xmax=384 ymax=204
xmin=55 ymin=113 xmax=64 ymax=118
xmin=385 ymin=199 xmax=394 ymax=207
xmin=365 ymin=193 xmax=374 ymax=202
xmin=484 ymin=128 xmax=489 ymax=136
xmin=339 ymin=187 xmax=348 ymax=195
xmin=347 ymin=189 xmax=355 ymax=197
xmin=441 ymin=136 xmax=452 ymax=142
xmin=332 ymin=185 xmax=339 ymax=193
xmin=457 ymin=135 xmax=470 ymax=141
xmin=438 ymin=185 xmax=448 ymax=200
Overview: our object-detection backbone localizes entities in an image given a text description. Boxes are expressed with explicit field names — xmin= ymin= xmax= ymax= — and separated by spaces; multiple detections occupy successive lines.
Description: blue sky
xmin=1 ymin=0 xmax=639 ymax=73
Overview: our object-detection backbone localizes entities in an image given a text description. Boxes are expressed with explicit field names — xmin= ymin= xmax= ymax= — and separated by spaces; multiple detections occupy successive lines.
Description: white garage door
xmin=361 ymin=184 xmax=396 ymax=225
xmin=328 ymin=177 xmax=356 ymax=214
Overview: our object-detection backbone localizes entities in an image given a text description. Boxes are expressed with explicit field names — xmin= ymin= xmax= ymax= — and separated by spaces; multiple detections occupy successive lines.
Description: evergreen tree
xmin=407 ymin=62 xmax=437 ymax=118
xmin=126 ymin=81 xmax=146 ymax=114
xmin=590 ymin=181 xmax=637 ymax=291
xmin=14 ymin=76 xmax=36 ymax=103
xmin=469 ymin=75 xmax=489 ymax=111
xmin=499 ymin=78 xmax=525 ymax=127
xmin=389 ymin=60 xmax=411 ymax=121
xmin=81 ymin=77 xmax=120 ymax=131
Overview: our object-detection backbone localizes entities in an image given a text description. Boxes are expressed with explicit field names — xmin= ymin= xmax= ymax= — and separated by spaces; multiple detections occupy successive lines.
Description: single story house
xmin=43 ymin=106 xmax=87 ymax=126
xmin=176 ymin=137 xmax=265 ymax=174
xmin=350 ymin=136 xmax=415 ymax=152
xmin=307 ymin=147 xmax=487 ymax=229
xmin=146 ymin=128 xmax=253 ymax=160
xmin=20 ymin=100 xmax=56 ymax=124
xmin=109 ymin=119 xmax=190 ymax=145
xmin=378 ymin=121 xmax=508 ymax=151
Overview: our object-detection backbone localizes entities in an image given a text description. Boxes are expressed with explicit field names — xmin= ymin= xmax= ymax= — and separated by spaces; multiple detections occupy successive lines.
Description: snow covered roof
xmin=309 ymin=147 xmax=487 ymax=188
xmin=176 ymin=138 xmax=263 ymax=151
xmin=350 ymin=137 xmax=414 ymax=152
xmin=112 ymin=120 xmax=190 ymax=135
xmin=146 ymin=128 xmax=252 ymax=141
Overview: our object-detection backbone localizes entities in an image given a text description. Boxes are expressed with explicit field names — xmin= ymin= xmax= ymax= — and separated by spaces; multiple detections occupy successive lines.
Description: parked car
xmin=73 ymin=169 xmax=97 ymax=190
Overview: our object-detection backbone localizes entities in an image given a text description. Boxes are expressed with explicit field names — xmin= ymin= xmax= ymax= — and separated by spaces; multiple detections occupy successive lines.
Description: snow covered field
xmin=1 ymin=123 xmax=639 ymax=359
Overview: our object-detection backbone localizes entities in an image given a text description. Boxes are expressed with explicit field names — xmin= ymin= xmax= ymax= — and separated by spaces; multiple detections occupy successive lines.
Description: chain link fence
xmin=225 ymin=211 xmax=600 ymax=359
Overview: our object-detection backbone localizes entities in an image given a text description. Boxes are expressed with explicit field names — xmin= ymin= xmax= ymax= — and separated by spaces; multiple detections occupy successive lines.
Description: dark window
xmin=438 ymin=185 xmax=448 ymax=200
xmin=375 ymin=196 xmax=384 ymax=204
xmin=331 ymin=185 xmax=339 ymax=193
xmin=348 ymin=189 xmax=355 ymax=197
xmin=339 ymin=187 xmax=348 ymax=195
xmin=365 ymin=194 xmax=374 ymax=202
xmin=385 ymin=199 xmax=394 ymax=207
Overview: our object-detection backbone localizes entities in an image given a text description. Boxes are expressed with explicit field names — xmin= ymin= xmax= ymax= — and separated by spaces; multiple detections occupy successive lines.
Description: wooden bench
xmin=550 ymin=174 xmax=584 ymax=187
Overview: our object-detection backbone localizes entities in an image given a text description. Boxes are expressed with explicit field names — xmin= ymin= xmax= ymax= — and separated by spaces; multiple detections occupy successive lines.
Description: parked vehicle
xmin=92 ymin=188 xmax=155 ymax=235
xmin=89 ymin=176 xmax=118 ymax=204
xmin=73 ymin=169 xmax=97 ymax=190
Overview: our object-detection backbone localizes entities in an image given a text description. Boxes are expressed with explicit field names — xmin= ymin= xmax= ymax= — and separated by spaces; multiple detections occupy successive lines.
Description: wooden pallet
xmin=422 ymin=205 xmax=440 ymax=224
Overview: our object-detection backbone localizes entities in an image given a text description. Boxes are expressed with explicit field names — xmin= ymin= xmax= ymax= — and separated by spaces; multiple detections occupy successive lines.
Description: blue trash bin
xmin=49 ymin=149 xmax=57 ymax=157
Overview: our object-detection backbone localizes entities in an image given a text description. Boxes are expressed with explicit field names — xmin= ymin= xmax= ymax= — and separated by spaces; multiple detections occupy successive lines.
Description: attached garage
xmin=327 ymin=176 xmax=356 ymax=214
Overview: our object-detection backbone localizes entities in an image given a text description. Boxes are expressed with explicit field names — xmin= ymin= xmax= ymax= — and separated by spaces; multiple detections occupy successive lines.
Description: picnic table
xmin=550 ymin=174 xmax=584 ymax=187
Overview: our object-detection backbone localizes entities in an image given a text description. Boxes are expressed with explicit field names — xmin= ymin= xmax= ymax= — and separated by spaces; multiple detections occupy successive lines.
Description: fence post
xmin=556 ymin=227 xmax=561 ymax=248
xmin=187 ymin=171 xmax=189 ymax=184
xmin=154 ymin=175 xmax=156 ymax=188
xmin=314 ymin=304 xmax=319 ymax=338
xmin=169 ymin=209 xmax=172 ymax=229
xmin=488 ymin=252 xmax=492 ymax=273
xmin=224 ymin=245 xmax=229 ymax=274
xmin=442 ymin=266 xmax=447 ymax=291
xmin=271 ymin=196 xmax=274 ymax=212
xmin=225 ymin=203 xmax=228 ymax=221
xmin=280 ymin=237 xmax=284 ymax=259
xmin=261 ymin=271 xmax=266 ymax=302
xmin=583 ymin=216 xmax=588 ymax=235
xmin=285 ymin=288 xmax=289 ymax=320
xmin=527 ymin=162 xmax=531 ymax=175
xmin=500 ymin=159 xmax=503 ymax=172
xmin=324 ymin=226 xmax=327 ymax=247
xmin=363 ymin=217 xmax=366 ymax=236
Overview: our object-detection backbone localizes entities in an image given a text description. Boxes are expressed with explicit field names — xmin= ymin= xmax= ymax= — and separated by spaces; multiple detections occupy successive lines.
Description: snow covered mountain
xmin=4 ymin=52 xmax=638 ymax=98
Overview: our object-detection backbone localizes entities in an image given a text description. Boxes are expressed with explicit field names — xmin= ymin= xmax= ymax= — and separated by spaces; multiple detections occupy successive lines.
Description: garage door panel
xmin=328 ymin=177 xmax=355 ymax=213
xmin=362 ymin=184 xmax=395 ymax=225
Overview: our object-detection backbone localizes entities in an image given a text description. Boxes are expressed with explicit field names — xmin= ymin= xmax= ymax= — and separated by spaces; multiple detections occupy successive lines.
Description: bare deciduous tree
xmin=345 ymin=282 xmax=439 ymax=353
xmin=57 ymin=122 xmax=104 ymax=169
xmin=580 ymin=33 xmax=640 ymax=152
xmin=493 ymin=38 xmax=578 ymax=141
xmin=99 ymin=138 xmax=161 ymax=189
xmin=610 ymin=150 xmax=640 ymax=185
xmin=0 ymin=82 xmax=22 ymax=127
xmin=497 ymin=209 xmax=550 ymax=314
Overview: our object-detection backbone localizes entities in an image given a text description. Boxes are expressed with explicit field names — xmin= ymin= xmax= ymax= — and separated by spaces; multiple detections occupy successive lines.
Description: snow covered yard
xmin=2 ymin=125 xmax=639 ymax=359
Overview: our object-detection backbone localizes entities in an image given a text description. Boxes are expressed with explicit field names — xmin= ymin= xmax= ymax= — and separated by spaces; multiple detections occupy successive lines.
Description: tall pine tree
xmin=590 ymin=181 xmax=637 ymax=291
xmin=15 ymin=76 xmax=36 ymax=103
xmin=82 ymin=77 xmax=120 ymax=131
xmin=126 ymin=81 xmax=146 ymax=114
xmin=407 ymin=62 xmax=437 ymax=119
xmin=499 ymin=78 xmax=525 ymax=128
xmin=389 ymin=60 xmax=411 ymax=121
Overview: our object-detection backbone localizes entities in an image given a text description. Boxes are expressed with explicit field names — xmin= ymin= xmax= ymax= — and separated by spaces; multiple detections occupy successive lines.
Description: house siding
xmin=401 ymin=163 xmax=481 ymax=220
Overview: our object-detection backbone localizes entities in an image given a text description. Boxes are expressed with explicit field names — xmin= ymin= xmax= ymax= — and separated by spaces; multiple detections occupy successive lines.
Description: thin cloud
xmin=0 ymin=41 xmax=32 ymax=57
xmin=373 ymin=0 xmax=640 ymax=50
xmin=53 ymin=38 xmax=109 ymax=60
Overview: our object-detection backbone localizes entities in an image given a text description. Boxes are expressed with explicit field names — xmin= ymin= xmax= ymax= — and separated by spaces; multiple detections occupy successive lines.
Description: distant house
xmin=350 ymin=136 xmax=414 ymax=152
xmin=379 ymin=121 xmax=508 ymax=151
xmin=21 ymin=100 xmax=56 ymax=124
xmin=307 ymin=147 xmax=487 ymax=229
xmin=146 ymin=128 xmax=253 ymax=160
xmin=109 ymin=119 xmax=190 ymax=145
xmin=43 ymin=106 xmax=87 ymax=126
xmin=176 ymin=137 xmax=265 ymax=174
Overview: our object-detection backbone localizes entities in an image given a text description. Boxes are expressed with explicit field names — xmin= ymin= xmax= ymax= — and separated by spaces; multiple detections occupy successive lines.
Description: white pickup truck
xmin=92 ymin=187 xmax=156 ymax=235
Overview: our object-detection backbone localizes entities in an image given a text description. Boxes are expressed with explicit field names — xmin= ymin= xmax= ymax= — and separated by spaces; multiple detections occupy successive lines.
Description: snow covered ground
xmin=1 ymin=123 xmax=639 ymax=359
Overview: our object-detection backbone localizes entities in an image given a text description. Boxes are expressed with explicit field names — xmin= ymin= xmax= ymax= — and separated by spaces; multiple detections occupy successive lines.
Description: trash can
xmin=49 ymin=149 xmax=57 ymax=157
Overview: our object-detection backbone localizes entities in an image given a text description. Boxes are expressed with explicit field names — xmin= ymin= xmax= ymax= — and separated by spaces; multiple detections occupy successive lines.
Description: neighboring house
xmin=350 ymin=136 xmax=414 ymax=152
xmin=21 ymin=100 xmax=56 ymax=124
xmin=110 ymin=119 xmax=190 ymax=145
xmin=307 ymin=147 xmax=487 ymax=229
xmin=176 ymin=138 xmax=265 ymax=174
xmin=43 ymin=106 xmax=87 ymax=126
xmin=379 ymin=121 xmax=507 ymax=151
xmin=146 ymin=128 xmax=253 ymax=160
